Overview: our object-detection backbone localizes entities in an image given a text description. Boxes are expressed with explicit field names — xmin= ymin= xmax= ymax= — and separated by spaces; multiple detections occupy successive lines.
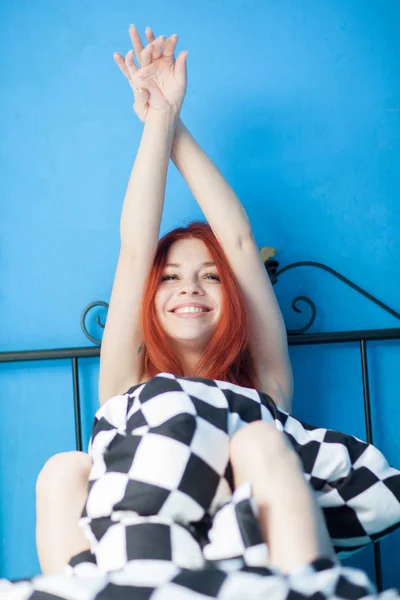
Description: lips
xmin=172 ymin=308 xmax=211 ymax=319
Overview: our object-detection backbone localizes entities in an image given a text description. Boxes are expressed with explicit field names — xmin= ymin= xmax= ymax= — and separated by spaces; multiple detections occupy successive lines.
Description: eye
xmin=205 ymin=273 xmax=220 ymax=281
xmin=160 ymin=273 xmax=220 ymax=282
xmin=161 ymin=274 xmax=177 ymax=281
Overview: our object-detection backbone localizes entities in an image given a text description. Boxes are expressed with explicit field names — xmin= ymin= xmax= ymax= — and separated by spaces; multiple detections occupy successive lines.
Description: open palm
xmin=114 ymin=26 xmax=188 ymax=120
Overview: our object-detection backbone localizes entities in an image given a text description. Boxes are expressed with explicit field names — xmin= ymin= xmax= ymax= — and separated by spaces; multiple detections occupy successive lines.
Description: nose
xmin=178 ymin=278 xmax=205 ymax=295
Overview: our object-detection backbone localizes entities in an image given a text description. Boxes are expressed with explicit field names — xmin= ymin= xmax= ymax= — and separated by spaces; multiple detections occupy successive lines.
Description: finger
xmin=125 ymin=50 xmax=147 ymax=94
xmin=162 ymin=33 xmax=179 ymax=59
xmin=128 ymin=24 xmax=146 ymax=66
xmin=144 ymin=26 xmax=156 ymax=44
xmin=174 ymin=49 xmax=189 ymax=87
xmin=125 ymin=50 xmax=139 ymax=78
xmin=115 ymin=49 xmax=147 ymax=97
xmin=113 ymin=52 xmax=131 ymax=79
xmin=140 ymin=41 xmax=154 ymax=68
xmin=152 ymin=35 xmax=167 ymax=61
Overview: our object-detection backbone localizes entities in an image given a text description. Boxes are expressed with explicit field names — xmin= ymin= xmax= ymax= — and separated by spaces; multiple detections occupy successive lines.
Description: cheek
xmin=214 ymin=288 xmax=223 ymax=308
xmin=154 ymin=289 xmax=168 ymax=315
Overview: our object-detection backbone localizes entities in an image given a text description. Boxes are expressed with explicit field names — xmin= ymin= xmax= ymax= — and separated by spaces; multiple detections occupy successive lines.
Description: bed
xmin=1 ymin=251 xmax=399 ymax=599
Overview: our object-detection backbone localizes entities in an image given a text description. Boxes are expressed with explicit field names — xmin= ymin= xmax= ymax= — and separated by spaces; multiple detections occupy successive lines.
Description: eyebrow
xmin=165 ymin=261 xmax=216 ymax=268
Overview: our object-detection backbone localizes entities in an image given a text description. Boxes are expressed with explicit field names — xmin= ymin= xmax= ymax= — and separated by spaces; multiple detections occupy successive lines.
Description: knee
xmin=230 ymin=420 xmax=292 ymax=467
xmin=36 ymin=451 xmax=92 ymax=496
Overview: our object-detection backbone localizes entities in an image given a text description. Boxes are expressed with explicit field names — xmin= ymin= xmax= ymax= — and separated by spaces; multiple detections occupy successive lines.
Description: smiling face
xmin=154 ymin=237 xmax=222 ymax=350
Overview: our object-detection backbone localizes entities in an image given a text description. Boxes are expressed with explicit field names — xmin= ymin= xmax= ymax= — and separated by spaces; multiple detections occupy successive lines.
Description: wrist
xmin=146 ymin=107 xmax=180 ymax=127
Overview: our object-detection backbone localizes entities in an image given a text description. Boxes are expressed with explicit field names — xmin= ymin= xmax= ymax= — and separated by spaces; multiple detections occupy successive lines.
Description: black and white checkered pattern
xmin=2 ymin=555 xmax=391 ymax=600
xmin=2 ymin=372 xmax=400 ymax=600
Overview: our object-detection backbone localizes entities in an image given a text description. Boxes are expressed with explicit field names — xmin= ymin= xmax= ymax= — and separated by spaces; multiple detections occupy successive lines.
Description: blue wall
xmin=1 ymin=0 xmax=399 ymax=587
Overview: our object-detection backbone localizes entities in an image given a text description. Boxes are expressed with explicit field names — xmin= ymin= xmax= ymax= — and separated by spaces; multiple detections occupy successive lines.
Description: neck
xmin=170 ymin=339 xmax=206 ymax=377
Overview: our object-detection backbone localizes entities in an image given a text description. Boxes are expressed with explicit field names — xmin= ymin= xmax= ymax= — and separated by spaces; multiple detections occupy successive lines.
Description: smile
xmin=171 ymin=309 xmax=212 ymax=318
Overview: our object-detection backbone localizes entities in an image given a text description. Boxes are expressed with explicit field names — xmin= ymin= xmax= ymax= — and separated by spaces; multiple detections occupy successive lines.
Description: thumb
xmin=174 ymin=50 xmax=188 ymax=87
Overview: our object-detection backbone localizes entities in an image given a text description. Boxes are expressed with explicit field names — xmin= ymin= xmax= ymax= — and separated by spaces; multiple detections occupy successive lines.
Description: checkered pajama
xmin=2 ymin=372 xmax=400 ymax=600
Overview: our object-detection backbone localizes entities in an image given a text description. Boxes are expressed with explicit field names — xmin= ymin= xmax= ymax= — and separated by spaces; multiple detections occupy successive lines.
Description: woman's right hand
xmin=113 ymin=25 xmax=188 ymax=122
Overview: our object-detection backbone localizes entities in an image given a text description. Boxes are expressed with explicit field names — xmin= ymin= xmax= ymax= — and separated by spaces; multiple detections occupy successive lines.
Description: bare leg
xmin=230 ymin=421 xmax=336 ymax=576
xmin=35 ymin=451 xmax=93 ymax=574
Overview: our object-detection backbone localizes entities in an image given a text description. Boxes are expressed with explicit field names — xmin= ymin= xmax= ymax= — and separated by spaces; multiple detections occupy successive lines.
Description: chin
xmin=164 ymin=327 xmax=214 ymax=344
xmin=168 ymin=333 xmax=211 ymax=344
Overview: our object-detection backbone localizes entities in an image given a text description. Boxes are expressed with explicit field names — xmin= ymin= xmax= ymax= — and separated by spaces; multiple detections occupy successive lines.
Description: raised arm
xmin=98 ymin=105 xmax=179 ymax=405
xmin=99 ymin=35 xmax=186 ymax=406
xmin=120 ymin=108 xmax=179 ymax=254
xmin=171 ymin=118 xmax=251 ymax=247
xmin=117 ymin=33 xmax=187 ymax=253
xmin=170 ymin=117 xmax=294 ymax=412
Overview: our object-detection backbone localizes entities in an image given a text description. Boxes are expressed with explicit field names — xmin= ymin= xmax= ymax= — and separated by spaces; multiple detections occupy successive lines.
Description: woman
xmin=28 ymin=26 xmax=400 ymax=599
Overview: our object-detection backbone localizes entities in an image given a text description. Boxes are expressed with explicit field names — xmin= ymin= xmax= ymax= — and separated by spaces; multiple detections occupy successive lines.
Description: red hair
xmin=140 ymin=221 xmax=260 ymax=390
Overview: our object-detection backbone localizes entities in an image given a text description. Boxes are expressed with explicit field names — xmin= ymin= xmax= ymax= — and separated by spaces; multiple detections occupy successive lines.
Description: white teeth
xmin=174 ymin=307 xmax=208 ymax=314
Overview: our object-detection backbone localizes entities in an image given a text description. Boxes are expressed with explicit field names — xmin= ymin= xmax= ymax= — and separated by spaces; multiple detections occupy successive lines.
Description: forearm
xmin=171 ymin=118 xmax=252 ymax=247
xmin=120 ymin=109 xmax=180 ymax=255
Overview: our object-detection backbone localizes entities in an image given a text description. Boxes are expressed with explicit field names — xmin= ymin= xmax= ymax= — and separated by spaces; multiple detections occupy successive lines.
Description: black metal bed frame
xmin=1 ymin=258 xmax=399 ymax=592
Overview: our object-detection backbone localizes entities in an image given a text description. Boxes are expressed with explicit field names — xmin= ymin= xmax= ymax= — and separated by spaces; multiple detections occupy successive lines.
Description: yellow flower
xmin=260 ymin=246 xmax=277 ymax=262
